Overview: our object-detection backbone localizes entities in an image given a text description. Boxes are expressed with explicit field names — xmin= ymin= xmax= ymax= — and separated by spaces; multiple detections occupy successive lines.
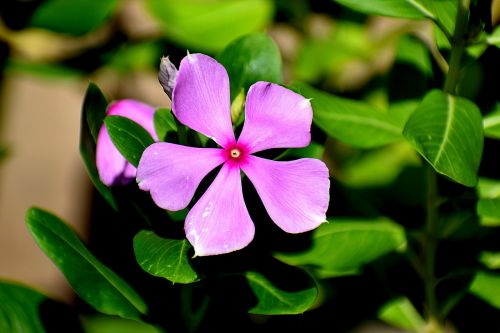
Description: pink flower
xmin=96 ymin=100 xmax=157 ymax=186
xmin=137 ymin=54 xmax=330 ymax=256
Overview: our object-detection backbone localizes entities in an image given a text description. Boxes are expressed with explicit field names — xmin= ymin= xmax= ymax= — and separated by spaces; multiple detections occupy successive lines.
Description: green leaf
xmin=483 ymin=103 xmax=500 ymax=139
xmin=146 ymin=0 xmax=273 ymax=52
xmin=395 ymin=36 xmax=432 ymax=77
xmin=470 ymin=271 xmax=500 ymax=309
xmin=477 ymin=198 xmax=500 ymax=226
xmin=80 ymin=83 xmax=117 ymax=210
xmin=276 ymin=217 xmax=406 ymax=277
xmin=486 ymin=26 xmax=500 ymax=48
xmin=29 ymin=0 xmax=118 ymax=36
xmin=297 ymin=84 xmax=402 ymax=148
xmin=479 ymin=252 xmax=500 ymax=270
xmin=154 ymin=108 xmax=177 ymax=142
xmin=133 ymin=231 xmax=198 ymax=284
xmin=0 ymin=281 xmax=83 ymax=332
xmin=403 ymin=90 xmax=483 ymax=187
xmin=333 ymin=0 xmax=456 ymax=37
xmin=245 ymin=270 xmax=317 ymax=315
xmin=478 ymin=178 xmax=500 ymax=199
xmin=340 ymin=142 xmax=420 ymax=188
xmin=105 ymin=116 xmax=155 ymax=168
xmin=334 ymin=0 xmax=432 ymax=19
xmin=26 ymin=207 xmax=147 ymax=319
xmin=83 ymin=315 xmax=159 ymax=333
xmin=378 ymin=297 xmax=425 ymax=332
xmin=218 ymin=33 xmax=282 ymax=101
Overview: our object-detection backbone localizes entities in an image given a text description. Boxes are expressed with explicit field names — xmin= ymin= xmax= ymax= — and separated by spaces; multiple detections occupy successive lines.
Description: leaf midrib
xmin=433 ymin=95 xmax=455 ymax=165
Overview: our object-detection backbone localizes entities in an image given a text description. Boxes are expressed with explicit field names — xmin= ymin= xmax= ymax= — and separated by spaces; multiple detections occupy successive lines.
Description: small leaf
xmin=0 ymin=281 xmax=81 ymax=333
xmin=378 ymin=297 xmax=425 ymax=332
xmin=146 ymin=0 xmax=273 ymax=52
xmin=29 ymin=0 xmax=119 ymax=36
xmin=297 ymin=84 xmax=402 ymax=148
xmin=276 ymin=217 xmax=406 ymax=277
xmin=105 ymin=116 xmax=155 ymax=168
xmin=477 ymin=198 xmax=500 ymax=226
xmin=26 ymin=208 xmax=147 ymax=319
xmin=133 ymin=231 xmax=198 ymax=284
xmin=153 ymin=108 xmax=177 ymax=142
xmin=479 ymin=252 xmax=500 ymax=270
xmin=245 ymin=270 xmax=317 ymax=315
xmin=469 ymin=271 xmax=500 ymax=309
xmin=486 ymin=26 xmax=500 ymax=48
xmin=403 ymin=90 xmax=483 ymax=187
xmin=218 ymin=33 xmax=282 ymax=101
xmin=478 ymin=178 xmax=500 ymax=199
xmin=80 ymin=83 xmax=117 ymax=209
xmin=483 ymin=103 xmax=500 ymax=139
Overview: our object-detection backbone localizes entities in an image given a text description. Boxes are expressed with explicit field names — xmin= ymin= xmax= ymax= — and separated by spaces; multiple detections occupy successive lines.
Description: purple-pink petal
xmin=96 ymin=99 xmax=157 ymax=186
xmin=237 ymin=82 xmax=312 ymax=154
xmin=241 ymin=156 xmax=330 ymax=233
xmin=137 ymin=143 xmax=226 ymax=211
xmin=172 ymin=53 xmax=235 ymax=148
xmin=185 ymin=163 xmax=255 ymax=256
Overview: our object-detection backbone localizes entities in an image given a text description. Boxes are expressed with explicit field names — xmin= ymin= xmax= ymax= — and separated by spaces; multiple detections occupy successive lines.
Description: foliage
xmin=1 ymin=0 xmax=500 ymax=332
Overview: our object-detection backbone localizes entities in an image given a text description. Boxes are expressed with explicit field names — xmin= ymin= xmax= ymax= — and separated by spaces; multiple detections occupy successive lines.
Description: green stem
xmin=422 ymin=2 xmax=471 ymax=332
xmin=443 ymin=0 xmax=471 ymax=94
xmin=423 ymin=165 xmax=443 ymax=333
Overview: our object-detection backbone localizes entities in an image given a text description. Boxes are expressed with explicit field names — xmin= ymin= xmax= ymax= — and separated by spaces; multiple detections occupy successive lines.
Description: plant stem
xmin=443 ymin=0 xmax=471 ymax=94
xmin=423 ymin=165 xmax=442 ymax=333
xmin=423 ymin=1 xmax=471 ymax=332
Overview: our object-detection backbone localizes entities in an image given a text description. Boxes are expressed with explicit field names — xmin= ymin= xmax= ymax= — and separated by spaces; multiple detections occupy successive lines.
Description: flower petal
xmin=96 ymin=100 xmax=156 ymax=186
xmin=137 ymin=143 xmax=225 ymax=211
xmin=237 ymin=82 xmax=312 ymax=153
xmin=241 ymin=156 xmax=330 ymax=233
xmin=172 ymin=53 xmax=235 ymax=147
xmin=185 ymin=164 xmax=255 ymax=256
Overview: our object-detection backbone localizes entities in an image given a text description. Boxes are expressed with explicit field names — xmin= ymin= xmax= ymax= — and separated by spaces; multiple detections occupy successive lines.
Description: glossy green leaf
xmin=83 ymin=315 xmax=159 ymax=333
xmin=146 ymin=0 xmax=273 ymax=52
xmin=80 ymin=83 xmax=117 ymax=210
xmin=133 ymin=231 xmax=198 ymax=284
xmin=403 ymin=90 xmax=483 ymax=187
xmin=477 ymin=198 xmax=500 ymax=226
xmin=378 ymin=297 xmax=425 ymax=332
xmin=297 ymin=84 xmax=402 ymax=148
xmin=154 ymin=108 xmax=177 ymax=142
xmin=218 ymin=33 xmax=282 ymax=101
xmin=105 ymin=116 xmax=155 ymax=168
xmin=483 ymin=103 xmax=500 ymax=139
xmin=26 ymin=207 xmax=147 ymax=319
xmin=245 ymin=270 xmax=317 ymax=315
xmin=276 ymin=217 xmax=406 ymax=277
xmin=29 ymin=0 xmax=118 ymax=36
xmin=470 ymin=272 xmax=500 ymax=309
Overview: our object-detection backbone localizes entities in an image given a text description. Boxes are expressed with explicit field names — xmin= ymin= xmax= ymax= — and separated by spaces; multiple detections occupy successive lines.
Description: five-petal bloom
xmin=96 ymin=99 xmax=157 ymax=186
xmin=137 ymin=53 xmax=330 ymax=256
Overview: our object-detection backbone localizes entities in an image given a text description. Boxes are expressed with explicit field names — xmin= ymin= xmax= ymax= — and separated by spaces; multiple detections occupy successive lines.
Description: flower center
xmin=230 ymin=148 xmax=241 ymax=158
